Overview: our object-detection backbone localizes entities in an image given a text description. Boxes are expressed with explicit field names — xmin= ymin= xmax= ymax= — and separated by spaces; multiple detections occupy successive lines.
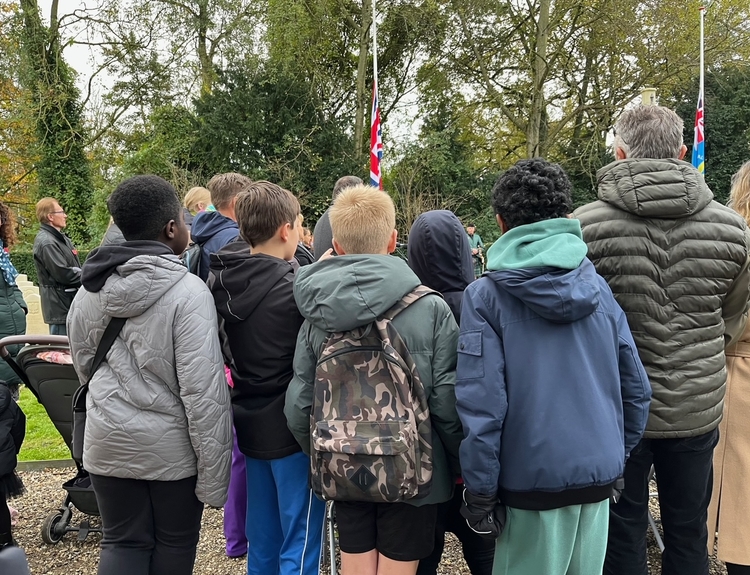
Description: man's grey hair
xmin=332 ymin=175 xmax=363 ymax=199
xmin=614 ymin=106 xmax=684 ymax=159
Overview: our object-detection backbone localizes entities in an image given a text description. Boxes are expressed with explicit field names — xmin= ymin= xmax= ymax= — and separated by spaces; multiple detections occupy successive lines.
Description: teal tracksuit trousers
xmin=493 ymin=500 xmax=609 ymax=575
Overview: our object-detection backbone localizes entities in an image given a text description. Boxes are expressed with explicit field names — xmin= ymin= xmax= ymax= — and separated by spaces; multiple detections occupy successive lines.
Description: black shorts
xmin=334 ymin=501 xmax=438 ymax=561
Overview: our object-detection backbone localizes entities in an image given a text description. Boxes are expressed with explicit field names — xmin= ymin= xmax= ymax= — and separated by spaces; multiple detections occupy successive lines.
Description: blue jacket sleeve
xmin=455 ymin=282 xmax=507 ymax=497
xmin=616 ymin=308 xmax=652 ymax=458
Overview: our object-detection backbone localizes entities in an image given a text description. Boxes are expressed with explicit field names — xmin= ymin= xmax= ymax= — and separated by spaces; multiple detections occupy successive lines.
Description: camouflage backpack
xmin=310 ymin=286 xmax=437 ymax=503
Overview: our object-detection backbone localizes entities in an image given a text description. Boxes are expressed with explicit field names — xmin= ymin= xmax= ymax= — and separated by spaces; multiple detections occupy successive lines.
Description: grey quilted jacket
xmin=67 ymin=253 xmax=232 ymax=506
xmin=575 ymin=159 xmax=750 ymax=439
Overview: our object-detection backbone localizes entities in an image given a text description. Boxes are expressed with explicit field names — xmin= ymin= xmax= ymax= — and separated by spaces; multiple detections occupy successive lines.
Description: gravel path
xmin=10 ymin=468 xmax=728 ymax=574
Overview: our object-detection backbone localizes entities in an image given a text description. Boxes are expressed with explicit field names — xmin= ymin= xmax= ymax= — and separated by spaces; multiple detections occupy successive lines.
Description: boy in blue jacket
xmin=456 ymin=158 xmax=651 ymax=575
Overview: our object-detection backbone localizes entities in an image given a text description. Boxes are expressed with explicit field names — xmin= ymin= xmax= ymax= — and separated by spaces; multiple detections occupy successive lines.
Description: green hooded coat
xmin=285 ymin=255 xmax=463 ymax=506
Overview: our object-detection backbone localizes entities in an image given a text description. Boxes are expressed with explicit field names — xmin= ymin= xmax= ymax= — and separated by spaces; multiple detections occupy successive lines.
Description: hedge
xmin=11 ymin=250 xmax=92 ymax=285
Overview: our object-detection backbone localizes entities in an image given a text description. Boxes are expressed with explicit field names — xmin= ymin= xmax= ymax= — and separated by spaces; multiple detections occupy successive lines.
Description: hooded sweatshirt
xmin=285 ymin=255 xmax=464 ymax=506
xmin=190 ymin=211 xmax=239 ymax=281
xmin=407 ymin=210 xmax=474 ymax=323
xmin=67 ymin=241 xmax=232 ymax=507
xmin=210 ymin=242 xmax=302 ymax=460
xmin=456 ymin=218 xmax=651 ymax=510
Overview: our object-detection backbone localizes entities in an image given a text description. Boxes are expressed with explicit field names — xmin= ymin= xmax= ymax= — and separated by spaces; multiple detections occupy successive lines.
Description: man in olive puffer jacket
xmin=575 ymin=105 xmax=750 ymax=575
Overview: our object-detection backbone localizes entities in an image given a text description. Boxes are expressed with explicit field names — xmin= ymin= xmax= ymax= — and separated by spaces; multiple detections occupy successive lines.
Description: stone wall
xmin=16 ymin=274 xmax=49 ymax=336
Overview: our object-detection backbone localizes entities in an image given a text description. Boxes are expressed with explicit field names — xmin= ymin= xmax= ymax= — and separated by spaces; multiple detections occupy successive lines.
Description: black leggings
xmin=727 ymin=564 xmax=750 ymax=575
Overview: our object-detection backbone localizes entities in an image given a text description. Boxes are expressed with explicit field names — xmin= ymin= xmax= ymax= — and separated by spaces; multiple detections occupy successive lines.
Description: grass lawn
xmin=17 ymin=385 xmax=70 ymax=461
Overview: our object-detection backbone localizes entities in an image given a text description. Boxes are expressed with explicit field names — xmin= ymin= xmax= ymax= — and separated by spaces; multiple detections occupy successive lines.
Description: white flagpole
xmin=699 ymin=6 xmax=705 ymax=130
xmin=372 ymin=0 xmax=379 ymax=97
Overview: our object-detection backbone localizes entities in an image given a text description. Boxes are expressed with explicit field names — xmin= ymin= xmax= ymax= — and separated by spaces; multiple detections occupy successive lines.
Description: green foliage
xmin=12 ymin=248 xmax=91 ymax=284
xmin=669 ymin=65 xmax=750 ymax=205
xmin=18 ymin=385 xmax=70 ymax=461
xmin=387 ymin=100 xmax=493 ymax=235
xmin=191 ymin=66 xmax=363 ymax=221
xmin=19 ymin=0 xmax=94 ymax=246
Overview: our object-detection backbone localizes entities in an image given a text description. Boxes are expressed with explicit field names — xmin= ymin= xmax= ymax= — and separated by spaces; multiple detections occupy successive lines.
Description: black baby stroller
xmin=0 ymin=335 xmax=101 ymax=544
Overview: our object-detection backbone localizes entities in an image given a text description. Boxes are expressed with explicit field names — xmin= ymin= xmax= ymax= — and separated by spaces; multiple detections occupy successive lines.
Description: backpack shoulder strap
xmin=86 ymin=317 xmax=126 ymax=385
xmin=380 ymin=285 xmax=441 ymax=323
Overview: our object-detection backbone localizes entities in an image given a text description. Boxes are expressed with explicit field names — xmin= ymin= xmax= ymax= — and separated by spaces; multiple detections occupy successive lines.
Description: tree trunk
xmin=354 ymin=0 xmax=372 ymax=159
xmin=197 ymin=1 xmax=214 ymax=96
xmin=527 ymin=0 xmax=550 ymax=158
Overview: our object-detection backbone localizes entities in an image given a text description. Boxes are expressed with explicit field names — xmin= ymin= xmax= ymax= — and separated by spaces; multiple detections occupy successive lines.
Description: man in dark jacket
xmin=210 ymin=181 xmax=324 ymax=575
xmin=191 ymin=173 xmax=251 ymax=281
xmin=457 ymin=159 xmax=651 ymax=575
xmin=574 ymin=105 xmax=750 ymax=575
xmin=312 ymin=175 xmax=362 ymax=260
xmin=32 ymin=198 xmax=81 ymax=335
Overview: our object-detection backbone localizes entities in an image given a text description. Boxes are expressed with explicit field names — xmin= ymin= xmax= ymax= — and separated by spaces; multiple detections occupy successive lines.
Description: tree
xmin=19 ymin=0 xmax=93 ymax=245
xmin=431 ymin=0 xmax=750 ymax=164
xmin=0 ymin=1 xmax=38 ymax=230
xmin=670 ymin=65 xmax=750 ymax=205
xmin=190 ymin=65 xmax=361 ymax=220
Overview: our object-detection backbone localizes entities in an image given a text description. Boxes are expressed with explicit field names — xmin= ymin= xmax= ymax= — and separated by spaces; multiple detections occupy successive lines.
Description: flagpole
xmin=699 ymin=5 xmax=705 ymax=125
xmin=372 ymin=0 xmax=379 ymax=97
xmin=692 ymin=6 xmax=706 ymax=175
xmin=369 ymin=0 xmax=383 ymax=189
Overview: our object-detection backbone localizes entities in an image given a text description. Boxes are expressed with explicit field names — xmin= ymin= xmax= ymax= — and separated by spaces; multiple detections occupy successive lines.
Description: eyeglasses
xmin=50 ymin=210 xmax=66 ymax=214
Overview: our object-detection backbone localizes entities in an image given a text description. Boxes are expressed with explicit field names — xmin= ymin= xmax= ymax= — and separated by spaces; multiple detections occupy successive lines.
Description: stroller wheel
xmin=41 ymin=510 xmax=66 ymax=544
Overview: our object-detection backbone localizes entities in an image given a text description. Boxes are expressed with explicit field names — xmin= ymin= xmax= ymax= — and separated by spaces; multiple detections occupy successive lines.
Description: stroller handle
xmin=0 ymin=335 xmax=69 ymax=358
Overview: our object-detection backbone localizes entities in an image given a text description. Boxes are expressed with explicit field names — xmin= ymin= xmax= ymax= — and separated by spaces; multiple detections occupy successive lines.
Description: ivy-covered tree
xmin=19 ymin=0 xmax=93 ymax=245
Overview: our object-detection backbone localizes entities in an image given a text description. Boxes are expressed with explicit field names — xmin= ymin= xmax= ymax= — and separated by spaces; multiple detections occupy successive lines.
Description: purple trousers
xmin=224 ymin=428 xmax=248 ymax=557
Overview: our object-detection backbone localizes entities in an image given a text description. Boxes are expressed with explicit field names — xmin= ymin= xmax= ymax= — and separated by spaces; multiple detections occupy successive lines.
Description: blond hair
xmin=730 ymin=161 xmax=750 ymax=224
xmin=207 ymin=172 xmax=253 ymax=210
xmin=36 ymin=197 xmax=59 ymax=225
xmin=183 ymin=186 xmax=212 ymax=213
xmin=235 ymin=181 xmax=300 ymax=247
xmin=330 ymin=185 xmax=395 ymax=254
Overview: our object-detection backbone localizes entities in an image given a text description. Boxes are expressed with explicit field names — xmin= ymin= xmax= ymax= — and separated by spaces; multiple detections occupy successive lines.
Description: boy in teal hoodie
xmin=456 ymin=159 xmax=651 ymax=575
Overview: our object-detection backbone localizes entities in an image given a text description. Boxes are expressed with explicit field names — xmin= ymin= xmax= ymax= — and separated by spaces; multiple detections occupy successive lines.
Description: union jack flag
xmin=692 ymin=91 xmax=705 ymax=174
xmin=370 ymin=80 xmax=383 ymax=189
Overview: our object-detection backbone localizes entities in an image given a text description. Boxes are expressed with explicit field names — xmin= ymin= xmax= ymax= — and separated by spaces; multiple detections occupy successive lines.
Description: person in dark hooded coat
xmin=407 ymin=210 xmax=494 ymax=575
xmin=209 ymin=181 xmax=324 ymax=575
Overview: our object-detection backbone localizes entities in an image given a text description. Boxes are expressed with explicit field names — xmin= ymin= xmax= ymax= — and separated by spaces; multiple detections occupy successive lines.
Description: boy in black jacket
xmin=210 ymin=181 xmax=325 ymax=575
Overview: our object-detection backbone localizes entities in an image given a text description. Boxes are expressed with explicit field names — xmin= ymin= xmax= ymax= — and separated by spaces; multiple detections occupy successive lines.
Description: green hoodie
xmin=486 ymin=218 xmax=588 ymax=271
xmin=285 ymin=255 xmax=463 ymax=506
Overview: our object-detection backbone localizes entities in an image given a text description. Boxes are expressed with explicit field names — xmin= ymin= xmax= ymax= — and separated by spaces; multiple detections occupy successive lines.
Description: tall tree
xmin=19 ymin=0 xmax=93 ymax=245
xmin=670 ymin=65 xmax=750 ymax=205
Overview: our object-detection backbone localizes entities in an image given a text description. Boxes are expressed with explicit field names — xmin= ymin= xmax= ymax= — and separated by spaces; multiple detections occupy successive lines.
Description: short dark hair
xmin=491 ymin=158 xmax=572 ymax=229
xmin=235 ymin=181 xmax=300 ymax=247
xmin=207 ymin=172 xmax=253 ymax=210
xmin=332 ymin=175 xmax=363 ymax=199
xmin=108 ymin=175 xmax=182 ymax=241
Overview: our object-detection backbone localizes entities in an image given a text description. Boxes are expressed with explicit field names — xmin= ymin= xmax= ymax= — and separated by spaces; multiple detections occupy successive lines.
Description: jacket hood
xmin=597 ymin=158 xmax=713 ymax=218
xmin=294 ymin=255 xmax=420 ymax=332
xmin=82 ymin=241 xmax=174 ymax=292
xmin=190 ymin=211 xmax=239 ymax=244
xmin=210 ymin=242 xmax=294 ymax=323
xmin=487 ymin=218 xmax=588 ymax=272
xmin=488 ymin=258 xmax=601 ymax=323
xmin=407 ymin=210 xmax=474 ymax=295
xmin=87 ymin=246 xmax=189 ymax=318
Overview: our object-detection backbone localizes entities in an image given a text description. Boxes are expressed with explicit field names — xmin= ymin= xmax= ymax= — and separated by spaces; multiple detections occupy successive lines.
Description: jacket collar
xmin=40 ymin=224 xmax=70 ymax=244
